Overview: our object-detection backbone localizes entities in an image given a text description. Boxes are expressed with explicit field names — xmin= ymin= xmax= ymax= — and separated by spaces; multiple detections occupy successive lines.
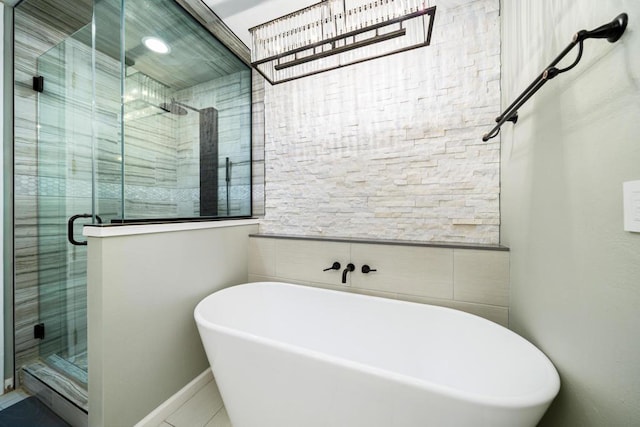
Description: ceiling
xmin=203 ymin=0 xmax=317 ymax=48
xmin=6 ymin=0 xmax=474 ymax=77
xmin=15 ymin=0 xmax=247 ymax=91
xmin=203 ymin=0 xmax=475 ymax=49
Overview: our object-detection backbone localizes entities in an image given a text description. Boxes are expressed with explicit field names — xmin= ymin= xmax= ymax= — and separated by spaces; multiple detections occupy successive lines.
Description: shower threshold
xmin=22 ymin=360 xmax=88 ymax=427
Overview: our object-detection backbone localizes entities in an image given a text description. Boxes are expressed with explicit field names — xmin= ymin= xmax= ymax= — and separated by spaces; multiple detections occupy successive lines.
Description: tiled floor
xmin=0 ymin=389 xmax=30 ymax=411
xmin=0 ymin=395 xmax=71 ymax=427
xmin=159 ymin=379 xmax=232 ymax=427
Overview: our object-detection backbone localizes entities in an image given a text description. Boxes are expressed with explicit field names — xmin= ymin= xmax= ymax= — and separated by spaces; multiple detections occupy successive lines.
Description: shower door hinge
xmin=34 ymin=323 xmax=45 ymax=340
xmin=4 ymin=378 xmax=14 ymax=393
xmin=32 ymin=76 xmax=44 ymax=93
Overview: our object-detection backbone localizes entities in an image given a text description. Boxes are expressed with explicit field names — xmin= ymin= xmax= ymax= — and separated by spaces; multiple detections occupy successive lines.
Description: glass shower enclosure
xmin=33 ymin=26 xmax=95 ymax=393
xmin=13 ymin=0 xmax=251 ymax=415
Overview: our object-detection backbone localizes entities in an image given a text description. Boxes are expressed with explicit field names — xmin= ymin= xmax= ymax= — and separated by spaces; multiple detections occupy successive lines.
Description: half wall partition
xmin=12 ymin=0 xmax=251 ymax=418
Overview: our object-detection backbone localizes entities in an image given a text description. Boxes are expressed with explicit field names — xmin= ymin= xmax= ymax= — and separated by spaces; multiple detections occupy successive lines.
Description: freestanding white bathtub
xmin=195 ymin=282 xmax=559 ymax=427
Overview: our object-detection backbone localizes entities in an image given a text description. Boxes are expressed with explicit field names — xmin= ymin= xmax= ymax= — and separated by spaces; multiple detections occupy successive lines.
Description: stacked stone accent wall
xmin=260 ymin=0 xmax=500 ymax=244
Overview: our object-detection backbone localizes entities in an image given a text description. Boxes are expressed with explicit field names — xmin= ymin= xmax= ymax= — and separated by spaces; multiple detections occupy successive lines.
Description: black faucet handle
xmin=361 ymin=265 xmax=377 ymax=274
xmin=323 ymin=262 xmax=341 ymax=272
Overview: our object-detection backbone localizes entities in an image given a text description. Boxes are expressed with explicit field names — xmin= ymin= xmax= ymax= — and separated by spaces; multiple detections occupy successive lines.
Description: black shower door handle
xmin=67 ymin=214 xmax=102 ymax=246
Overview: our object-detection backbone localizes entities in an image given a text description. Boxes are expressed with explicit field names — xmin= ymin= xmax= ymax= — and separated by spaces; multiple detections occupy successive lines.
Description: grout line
xmin=134 ymin=369 xmax=213 ymax=427
xmin=451 ymin=248 xmax=456 ymax=300
xmin=204 ymin=411 xmax=218 ymax=427
xmin=273 ymin=238 xmax=279 ymax=277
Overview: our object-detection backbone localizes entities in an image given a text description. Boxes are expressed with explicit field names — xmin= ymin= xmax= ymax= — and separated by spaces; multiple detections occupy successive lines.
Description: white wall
xmin=86 ymin=222 xmax=258 ymax=427
xmin=500 ymin=1 xmax=640 ymax=425
xmin=261 ymin=0 xmax=501 ymax=244
xmin=0 ymin=2 xmax=5 ymax=393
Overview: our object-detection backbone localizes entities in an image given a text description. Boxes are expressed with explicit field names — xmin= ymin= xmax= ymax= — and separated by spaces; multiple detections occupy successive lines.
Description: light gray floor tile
xmin=204 ymin=407 xmax=232 ymax=427
xmin=0 ymin=389 xmax=31 ymax=409
xmin=165 ymin=380 xmax=224 ymax=427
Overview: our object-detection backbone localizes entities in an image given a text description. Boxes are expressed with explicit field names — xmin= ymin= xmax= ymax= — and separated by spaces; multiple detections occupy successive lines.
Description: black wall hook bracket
xmin=482 ymin=13 xmax=628 ymax=142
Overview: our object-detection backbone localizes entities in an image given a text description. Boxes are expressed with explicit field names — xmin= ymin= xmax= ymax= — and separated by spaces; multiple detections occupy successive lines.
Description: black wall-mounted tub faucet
xmin=342 ymin=263 xmax=355 ymax=283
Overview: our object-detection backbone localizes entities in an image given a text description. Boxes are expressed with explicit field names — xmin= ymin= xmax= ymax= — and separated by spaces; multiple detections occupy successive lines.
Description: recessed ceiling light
xmin=142 ymin=36 xmax=170 ymax=54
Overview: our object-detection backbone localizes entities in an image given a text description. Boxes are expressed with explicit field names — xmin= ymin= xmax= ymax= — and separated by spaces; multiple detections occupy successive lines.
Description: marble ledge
xmin=83 ymin=218 xmax=259 ymax=238
xmin=250 ymin=233 xmax=509 ymax=251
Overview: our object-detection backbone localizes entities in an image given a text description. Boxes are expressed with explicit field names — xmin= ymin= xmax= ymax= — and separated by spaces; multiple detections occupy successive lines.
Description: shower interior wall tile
xmin=94 ymin=67 xmax=122 ymax=203
xmin=17 ymin=23 xmax=116 ymax=371
xmin=248 ymin=236 xmax=509 ymax=326
xmin=259 ymin=0 xmax=501 ymax=244
xmin=12 ymin=1 xmax=254 ymax=381
xmin=14 ymin=286 xmax=39 ymax=366
xmin=13 ymin=7 xmax=120 ymax=372
xmin=123 ymin=110 xmax=180 ymax=219
xmin=175 ymin=70 xmax=252 ymax=217
xmin=13 ymin=9 xmax=68 ymax=371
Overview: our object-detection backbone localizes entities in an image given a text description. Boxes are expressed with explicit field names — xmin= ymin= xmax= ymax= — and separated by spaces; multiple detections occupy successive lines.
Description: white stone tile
xmin=259 ymin=0 xmax=501 ymax=244
xmin=165 ymin=381 xmax=223 ymax=427
xmin=248 ymin=237 xmax=276 ymax=276
xmin=274 ymin=239 xmax=351 ymax=285
xmin=350 ymin=244 xmax=454 ymax=299
xmin=453 ymin=249 xmax=509 ymax=306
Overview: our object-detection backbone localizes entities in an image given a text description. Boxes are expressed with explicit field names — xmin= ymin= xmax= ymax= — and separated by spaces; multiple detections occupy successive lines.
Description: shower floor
xmin=22 ymin=359 xmax=88 ymax=413
xmin=45 ymin=353 xmax=88 ymax=386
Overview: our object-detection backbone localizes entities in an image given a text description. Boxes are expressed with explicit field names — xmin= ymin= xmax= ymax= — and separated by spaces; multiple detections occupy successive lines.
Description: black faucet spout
xmin=342 ymin=263 xmax=355 ymax=284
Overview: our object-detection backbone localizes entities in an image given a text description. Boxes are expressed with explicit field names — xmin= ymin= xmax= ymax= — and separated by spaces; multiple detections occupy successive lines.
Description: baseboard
xmin=134 ymin=368 xmax=213 ymax=427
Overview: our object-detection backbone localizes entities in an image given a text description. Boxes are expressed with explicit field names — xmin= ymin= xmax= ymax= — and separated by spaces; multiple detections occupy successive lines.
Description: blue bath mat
xmin=0 ymin=397 xmax=70 ymax=427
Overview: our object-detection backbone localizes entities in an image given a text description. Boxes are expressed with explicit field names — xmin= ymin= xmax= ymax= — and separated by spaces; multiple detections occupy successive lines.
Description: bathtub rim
xmin=195 ymin=281 xmax=560 ymax=410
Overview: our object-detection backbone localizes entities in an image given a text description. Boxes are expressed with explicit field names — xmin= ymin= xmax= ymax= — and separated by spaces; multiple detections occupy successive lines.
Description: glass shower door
xmin=35 ymin=29 xmax=96 ymax=389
